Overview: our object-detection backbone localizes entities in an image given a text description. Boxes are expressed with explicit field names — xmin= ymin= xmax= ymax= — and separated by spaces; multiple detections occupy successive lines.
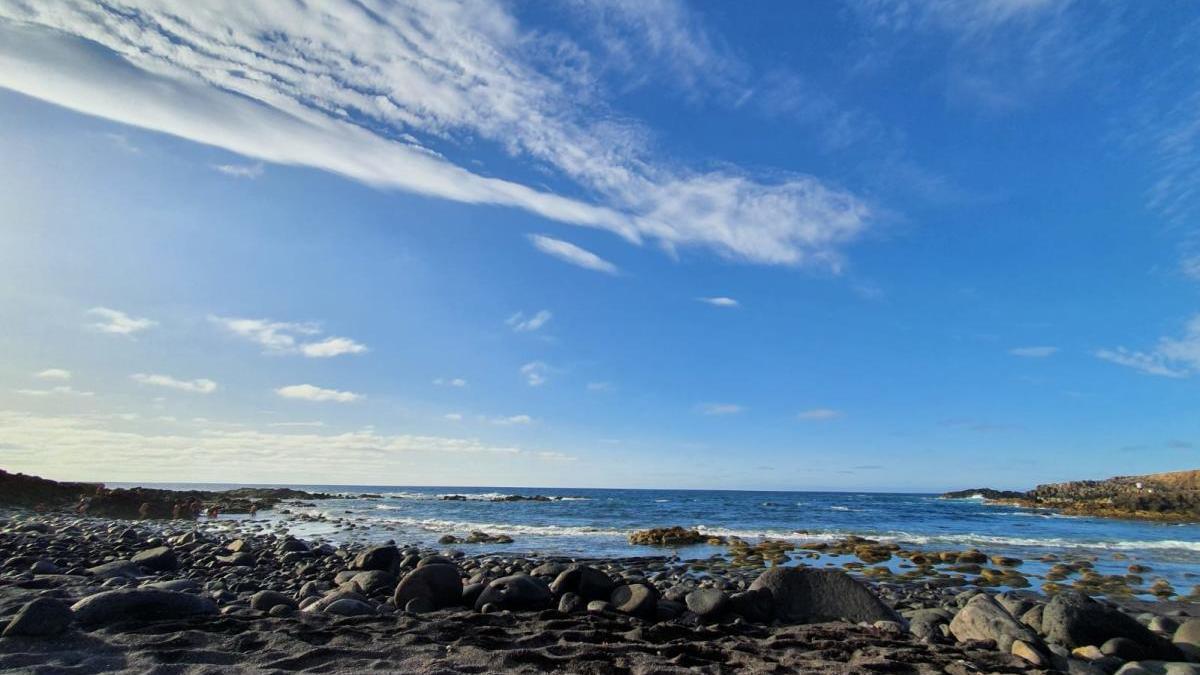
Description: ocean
xmin=118 ymin=484 xmax=1200 ymax=597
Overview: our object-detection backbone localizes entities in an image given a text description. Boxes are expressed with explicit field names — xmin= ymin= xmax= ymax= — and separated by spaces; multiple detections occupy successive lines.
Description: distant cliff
xmin=942 ymin=469 xmax=1200 ymax=522
xmin=0 ymin=469 xmax=336 ymax=519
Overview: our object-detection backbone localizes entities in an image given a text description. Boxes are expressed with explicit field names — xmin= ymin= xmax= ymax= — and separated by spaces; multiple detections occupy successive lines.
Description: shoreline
xmin=2 ymin=508 xmax=1198 ymax=673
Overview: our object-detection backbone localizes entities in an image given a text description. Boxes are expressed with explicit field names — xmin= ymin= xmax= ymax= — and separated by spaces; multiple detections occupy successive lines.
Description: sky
xmin=0 ymin=0 xmax=1198 ymax=491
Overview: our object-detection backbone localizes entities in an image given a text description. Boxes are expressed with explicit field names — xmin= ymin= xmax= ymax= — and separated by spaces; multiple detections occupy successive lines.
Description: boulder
xmin=349 ymin=570 xmax=396 ymax=596
xmin=685 ymin=588 xmax=728 ymax=619
xmin=549 ymin=564 xmax=616 ymax=601
xmin=1175 ymin=619 xmax=1200 ymax=658
xmin=558 ymin=592 xmax=583 ymax=614
xmin=610 ymin=583 xmax=658 ymax=619
xmin=1114 ymin=663 xmax=1200 ymax=675
xmin=908 ymin=608 xmax=953 ymax=641
xmin=2 ymin=598 xmax=73 ymax=638
xmin=304 ymin=590 xmax=369 ymax=613
xmin=748 ymin=567 xmax=900 ymax=624
xmin=86 ymin=560 xmax=143 ymax=579
xmin=131 ymin=546 xmax=178 ymax=572
xmin=249 ymin=590 xmax=297 ymax=612
xmin=474 ymin=575 xmax=553 ymax=612
xmin=949 ymin=593 xmax=1042 ymax=653
xmin=323 ymin=598 xmax=376 ymax=617
xmin=352 ymin=545 xmax=400 ymax=574
xmin=727 ymin=589 xmax=772 ymax=623
xmin=393 ymin=563 xmax=462 ymax=609
xmin=1043 ymin=592 xmax=1184 ymax=661
xmin=71 ymin=589 xmax=218 ymax=626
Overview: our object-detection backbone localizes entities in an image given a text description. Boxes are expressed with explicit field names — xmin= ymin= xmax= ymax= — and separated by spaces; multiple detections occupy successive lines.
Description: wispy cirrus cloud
xmin=1009 ymin=346 xmax=1059 ymax=358
xmin=528 ymin=234 xmax=619 ymax=275
xmin=797 ymin=408 xmax=842 ymax=420
xmin=275 ymin=384 xmax=362 ymax=403
xmin=0 ymin=1 xmax=872 ymax=269
xmin=433 ymin=377 xmax=468 ymax=387
xmin=212 ymin=162 xmax=263 ymax=179
xmin=210 ymin=316 xmax=366 ymax=358
xmin=697 ymin=296 xmax=739 ymax=308
xmin=34 ymin=368 xmax=72 ymax=380
xmin=699 ymin=402 xmax=743 ymax=416
xmin=15 ymin=385 xmax=94 ymax=397
xmin=131 ymin=373 xmax=217 ymax=394
xmin=1094 ymin=315 xmax=1200 ymax=378
xmin=86 ymin=307 xmax=156 ymax=335
xmin=520 ymin=361 xmax=550 ymax=387
xmin=507 ymin=310 xmax=552 ymax=333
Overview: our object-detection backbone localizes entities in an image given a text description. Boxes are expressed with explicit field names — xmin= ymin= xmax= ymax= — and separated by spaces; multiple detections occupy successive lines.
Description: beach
xmin=2 ymin=483 xmax=1199 ymax=673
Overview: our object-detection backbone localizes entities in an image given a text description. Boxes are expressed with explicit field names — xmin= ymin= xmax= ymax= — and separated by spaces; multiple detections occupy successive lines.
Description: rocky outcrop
xmin=943 ymin=470 xmax=1200 ymax=522
xmin=0 ymin=469 xmax=339 ymax=519
xmin=941 ymin=488 xmax=1025 ymax=500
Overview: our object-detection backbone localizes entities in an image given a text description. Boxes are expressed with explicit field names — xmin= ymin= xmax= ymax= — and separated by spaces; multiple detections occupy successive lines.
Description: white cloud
xmin=1095 ymin=316 xmax=1200 ymax=378
xmin=699 ymin=403 xmax=743 ymax=416
xmin=520 ymin=361 xmax=549 ymax=387
xmin=536 ymin=451 xmax=576 ymax=462
xmin=586 ymin=381 xmax=613 ymax=392
xmin=86 ymin=307 xmax=156 ymax=335
xmin=34 ymin=368 xmax=72 ymax=380
xmin=213 ymin=162 xmax=263 ymax=179
xmin=433 ymin=377 xmax=468 ymax=387
xmin=0 ymin=409 xmax=577 ymax=482
xmin=797 ymin=408 xmax=842 ymax=420
xmin=275 ymin=384 xmax=362 ymax=403
xmin=15 ymin=385 xmax=94 ymax=397
xmin=490 ymin=414 xmax=533 ymax=425
xmin=1009 ymin=346 xmax=1059 ymax=358
xmin=0 ymin=2 xmax=872 ymax=268
xmin=299 ymin=337 xmax=368 ymax=358
xmin=267 ymin=421 xmax=325 ymax=428
xmin=507 ymin=310 xmax=552 ymax=333
xmin=697 ymin=296 xmax=739 ymax=308
xmin=210 ymin=316 xmax=365 ymax=358
xmin=443 ymin=413 xmax=463 ymax=421
xmin=131 ymin=373 xmax=218 ymax=394
xmin=528 ymin=234 xmax=619 ymax=275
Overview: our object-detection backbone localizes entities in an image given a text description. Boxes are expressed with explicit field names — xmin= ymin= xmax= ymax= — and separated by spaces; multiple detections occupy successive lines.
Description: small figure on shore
xmin=172 ymin=501 xmax=183 ymax=519
xmin=188 ymin=499 xmax=202 ymax=519
xmin=75 ymin=495 xmax=91 ymax=515
xmin=207 ymin=504 xmax=221 ymax=519
xmin=248 ymin=502 xmax=258 ymax=518
xmin=138 ymin=502 xmax=151 ymax=519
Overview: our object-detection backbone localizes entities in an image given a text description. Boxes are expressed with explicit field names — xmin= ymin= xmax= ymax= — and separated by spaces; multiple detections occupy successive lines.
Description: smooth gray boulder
xmin=549 ymin=565 xmax=616 ymax=601
xmin=685 ymin=588 xmax=728 ymax=618
xmin=71 ymin=589 xmax=217 ymax=626
xmin=474 ymin=575 xmax=553 ymax=612
xmin=250 ymin=590 xmax=297 ymax=612
xmin=393 ymin=563 xmax=462 ymax=609
xmin=130 ymin=546 xmax=178 ymax=572
xmin=1043 ymin=592 xmax=1184 ymax=661
xmin=352 ymin=545 xmax=400 ymax=574
xmin=610 ymin=583 xmax=658 ymax=619
xmin=949 ymin=593 xmax=1042 ymax=653
xmin=748 ymin=567 xmax=900 ymax=624
xmin=2 ymin=598 xmax=72 ymax=638
xmin=87 ymin=560 xmax=143 ymax=579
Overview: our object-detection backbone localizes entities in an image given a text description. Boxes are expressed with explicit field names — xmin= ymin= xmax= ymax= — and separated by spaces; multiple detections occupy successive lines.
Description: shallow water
xmin=120 ymin=484 xmax=1200 ymax=596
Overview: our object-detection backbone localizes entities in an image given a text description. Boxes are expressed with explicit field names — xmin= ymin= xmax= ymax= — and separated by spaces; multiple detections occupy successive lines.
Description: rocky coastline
xmin=942 ymin=470 xmax=1200 ymax=523
xmin=0 ymin=469 xmax=349 ymax=520
xmin=1 ymin=508 xmax=1198 ymax=673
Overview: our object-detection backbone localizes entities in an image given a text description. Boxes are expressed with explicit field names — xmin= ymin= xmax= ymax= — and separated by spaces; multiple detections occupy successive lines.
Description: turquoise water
xmin=122 ymin=484 xmax=1200 ymax=596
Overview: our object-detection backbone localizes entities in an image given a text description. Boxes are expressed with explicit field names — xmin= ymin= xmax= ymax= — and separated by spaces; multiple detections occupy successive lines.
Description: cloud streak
xmin=0 ymin=2 xmax=871 ymax=268
xmin=528 ymin=234 xmax=619 ymax=275
xmin=1095 ymin=315 xmax=1200 ymax=378
xmin=210 ymin=316 xmax=366 ymax=358
xmin=86 ymin=307 xmax=156 ymax=335
xmin=131 ymin=373 xmax=217 ymax=394
xmin=275 ymin=384 xmax=362 ymax=403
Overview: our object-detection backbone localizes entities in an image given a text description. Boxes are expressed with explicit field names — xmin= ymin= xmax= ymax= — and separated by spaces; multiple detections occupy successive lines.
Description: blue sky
xmin=0 ymin=0 xmax=1198 ymax=491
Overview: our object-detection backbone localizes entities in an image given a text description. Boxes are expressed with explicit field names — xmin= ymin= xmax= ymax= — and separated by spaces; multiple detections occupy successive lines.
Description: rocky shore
xmin=0 ymin=469 xmax=350 ymax=519
xmin=943 ymin=470 xmax=1200 ymax=523
xmin=2 ymin=511 xmax=1199 ymax=674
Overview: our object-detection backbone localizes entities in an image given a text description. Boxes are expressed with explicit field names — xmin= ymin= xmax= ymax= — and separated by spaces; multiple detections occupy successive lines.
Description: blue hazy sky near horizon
xmin=0 ymin=1 xmax=1198 ymax=491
